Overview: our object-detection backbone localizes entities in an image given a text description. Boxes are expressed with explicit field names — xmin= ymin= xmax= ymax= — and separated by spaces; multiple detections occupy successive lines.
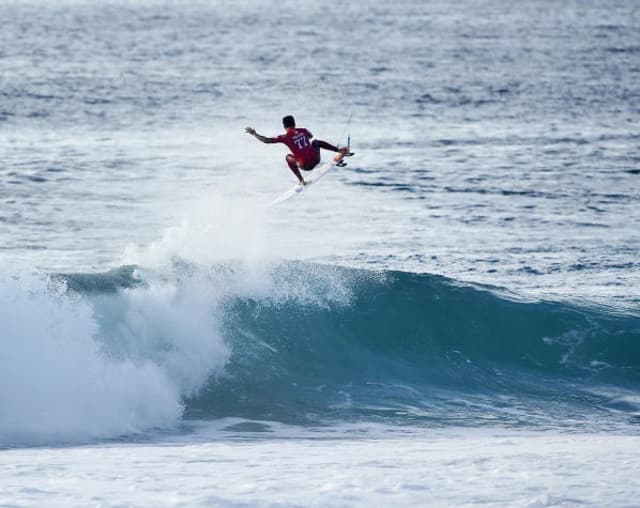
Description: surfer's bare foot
xmin=299 ymin=179 xmax=306 ymax=186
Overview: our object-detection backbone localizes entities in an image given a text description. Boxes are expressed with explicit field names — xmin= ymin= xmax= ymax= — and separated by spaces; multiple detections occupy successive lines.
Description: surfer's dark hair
xmin=282 ymin=115 xmax=295 ymax=128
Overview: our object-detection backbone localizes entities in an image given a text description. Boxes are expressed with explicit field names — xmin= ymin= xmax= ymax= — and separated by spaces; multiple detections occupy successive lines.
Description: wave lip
xmin=53 ymin=265 xmax=142 ymax=293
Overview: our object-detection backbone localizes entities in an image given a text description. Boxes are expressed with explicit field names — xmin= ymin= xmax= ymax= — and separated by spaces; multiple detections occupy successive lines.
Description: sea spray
xmin=122 ymin=192 xmax=272 ymax=270
xmin=91 ymin=266 xmax=231 ymax=397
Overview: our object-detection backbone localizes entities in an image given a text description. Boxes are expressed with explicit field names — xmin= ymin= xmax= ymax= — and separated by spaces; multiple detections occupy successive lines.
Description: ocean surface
xmin=1 ymin=0 xmax=640 ymax=506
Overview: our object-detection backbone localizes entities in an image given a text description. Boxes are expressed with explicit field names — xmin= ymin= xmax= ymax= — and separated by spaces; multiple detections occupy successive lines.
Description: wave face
xmin=3 ymin=262 xmax=639 ymax=445
xmin=192 ymin=264 xmax=640 ymax=428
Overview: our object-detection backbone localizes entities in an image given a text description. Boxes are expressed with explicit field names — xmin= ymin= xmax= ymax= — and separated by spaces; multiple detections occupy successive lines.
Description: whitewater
xmin=2 ymin=0 xmax=640 ymax=506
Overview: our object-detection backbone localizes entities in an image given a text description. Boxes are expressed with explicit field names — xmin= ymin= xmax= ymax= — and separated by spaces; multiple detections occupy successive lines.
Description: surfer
xmin=245 ymin=115 xmax=351 ymax=186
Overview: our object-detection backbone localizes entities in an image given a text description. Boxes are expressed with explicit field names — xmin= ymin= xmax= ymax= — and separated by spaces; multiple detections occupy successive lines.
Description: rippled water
xmin=1 ymin=0 xmax=639 ymax=305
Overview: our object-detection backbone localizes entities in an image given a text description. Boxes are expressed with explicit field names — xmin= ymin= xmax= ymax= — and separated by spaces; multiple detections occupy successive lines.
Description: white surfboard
xmin=268 ymin=160 xmax=336 ymax=207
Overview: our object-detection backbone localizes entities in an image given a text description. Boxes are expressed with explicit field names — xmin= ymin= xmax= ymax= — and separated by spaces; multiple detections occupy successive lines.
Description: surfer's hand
xmin=245 ymin=127 xmax=256 ymax=135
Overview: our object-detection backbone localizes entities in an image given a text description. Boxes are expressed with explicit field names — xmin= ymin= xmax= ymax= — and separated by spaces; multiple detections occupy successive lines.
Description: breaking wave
xmin=2 ymin=261 xmax=639 ymax=446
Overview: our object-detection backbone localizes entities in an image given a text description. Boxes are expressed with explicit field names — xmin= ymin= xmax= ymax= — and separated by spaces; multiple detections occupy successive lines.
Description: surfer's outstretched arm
xmin=245 ymin=127 xmax=277 ymax=144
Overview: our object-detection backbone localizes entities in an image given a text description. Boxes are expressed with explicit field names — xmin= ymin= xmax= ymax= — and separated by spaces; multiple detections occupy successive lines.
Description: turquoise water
xmin=54 ymin=262 xmax=639 ymax=434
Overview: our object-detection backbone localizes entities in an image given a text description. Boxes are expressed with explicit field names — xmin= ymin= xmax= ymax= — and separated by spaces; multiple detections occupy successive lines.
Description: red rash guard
xmin=275 ymin=128 xmax=318 ymax=168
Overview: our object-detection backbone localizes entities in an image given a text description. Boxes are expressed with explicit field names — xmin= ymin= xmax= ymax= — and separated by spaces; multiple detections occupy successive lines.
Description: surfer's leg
xmin=312 ymin=139 xmax=340 ymax=152
xmin=312 ymin=139 xmax=353 ymax=158
xmin=286 ymin=154 xmax=305 ymax=184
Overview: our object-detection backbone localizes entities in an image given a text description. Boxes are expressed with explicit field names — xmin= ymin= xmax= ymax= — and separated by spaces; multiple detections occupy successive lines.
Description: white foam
xmin=109 ymin=272 xmax=231 ymax=398
xmin=0 ymin=267 xmax=234 ymax=446
xmin=3 ymin=428 xmax=640 ymax=506
xmin=0 ymin=273 xmax=182 ymax=445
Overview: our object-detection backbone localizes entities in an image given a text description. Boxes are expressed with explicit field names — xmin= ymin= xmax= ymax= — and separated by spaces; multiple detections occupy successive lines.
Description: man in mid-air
xmin=245 ymin=115 xmax=352 ymax=186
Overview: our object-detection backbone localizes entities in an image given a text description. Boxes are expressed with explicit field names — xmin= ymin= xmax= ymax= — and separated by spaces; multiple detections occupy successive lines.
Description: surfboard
xmin=268 ymin=151 xmax=349 ymax=207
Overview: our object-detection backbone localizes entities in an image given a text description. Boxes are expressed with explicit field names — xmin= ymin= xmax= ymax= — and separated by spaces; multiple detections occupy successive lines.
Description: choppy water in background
xmin=1 ymin=0 xmax=640 ymax=506
xmin=1 ymin=0 xmax=639 ymax=303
